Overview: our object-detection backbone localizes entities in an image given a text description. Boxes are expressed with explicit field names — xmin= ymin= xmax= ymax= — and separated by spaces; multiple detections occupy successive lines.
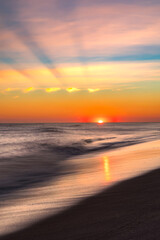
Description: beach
xmin=1 ymin=168 xmax=160 ymax=240
xmin=0 ymin=123 xmax=159 ymax=238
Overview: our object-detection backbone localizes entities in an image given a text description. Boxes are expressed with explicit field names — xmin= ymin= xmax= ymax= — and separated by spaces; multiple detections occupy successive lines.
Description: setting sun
xmin=98 ymin=120 xmax=104 ymax=124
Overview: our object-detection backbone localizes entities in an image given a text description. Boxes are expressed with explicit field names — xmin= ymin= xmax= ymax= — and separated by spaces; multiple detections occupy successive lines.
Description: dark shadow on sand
xmin=1 ymin=169 xmax=160 ymax=240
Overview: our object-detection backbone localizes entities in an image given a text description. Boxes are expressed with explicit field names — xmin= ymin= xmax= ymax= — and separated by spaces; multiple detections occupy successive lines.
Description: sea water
xmin=0 ymin=123 xmax=159 ymax=235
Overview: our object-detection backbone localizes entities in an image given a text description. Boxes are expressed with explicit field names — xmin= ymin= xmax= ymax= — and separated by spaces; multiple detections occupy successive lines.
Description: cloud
xmin=1 ymin=2 xmax=160 ymax=61
xmin=23 ymin=87 xmax=35 ymax=93
xmin=0 ymin=61 xmax=160 ymax=90
xmin=66 ymin=87 xmax=80 ymax=92
xmin=0 ymin=0 xmax=160 ymax=91
xmin=88 ymin=88 xmax=100 ymax=93
xmin=1 ymin=88 xmax=19 ymax=93
xmin=4 ymin=88 xmax=15 ymax=92
xmin=45 ymin=87 xmax=61 ymax=93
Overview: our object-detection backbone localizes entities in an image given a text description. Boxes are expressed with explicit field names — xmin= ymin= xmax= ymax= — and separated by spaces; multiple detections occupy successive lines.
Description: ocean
xmin=0 ymin=123 xmax=160 ymax=235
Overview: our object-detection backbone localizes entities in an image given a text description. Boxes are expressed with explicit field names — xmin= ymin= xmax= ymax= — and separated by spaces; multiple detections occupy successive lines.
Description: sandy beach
xmin=1 ymin=168 xmax=160 ymax=240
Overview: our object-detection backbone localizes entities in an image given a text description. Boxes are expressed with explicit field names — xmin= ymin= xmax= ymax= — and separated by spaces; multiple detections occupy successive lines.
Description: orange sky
xmin=0 ymin=86 xmax=160 ymax=122
xmin=0 ymin=0 xmax=160 ymax=122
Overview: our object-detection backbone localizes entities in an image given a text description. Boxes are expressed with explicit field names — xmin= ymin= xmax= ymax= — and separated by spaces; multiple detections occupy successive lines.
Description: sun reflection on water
xmin=103 ymin=156 xmax=111 ymax=182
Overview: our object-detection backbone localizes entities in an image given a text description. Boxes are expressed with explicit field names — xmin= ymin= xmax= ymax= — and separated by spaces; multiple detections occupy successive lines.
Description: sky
xmin=0 ymin=0 xmax=160 ymax=122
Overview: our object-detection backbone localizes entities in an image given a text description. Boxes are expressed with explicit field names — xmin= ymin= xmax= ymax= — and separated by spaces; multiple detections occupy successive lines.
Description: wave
xmin=38 ymin=127 xmax=64 ymax=133
xmin=41 ymin=139 xmax=144 ymax=158
xmin=0 ymin=138 xmax=143 ymax=197
xmin=83 ymin=137 xmax=116 ymax=144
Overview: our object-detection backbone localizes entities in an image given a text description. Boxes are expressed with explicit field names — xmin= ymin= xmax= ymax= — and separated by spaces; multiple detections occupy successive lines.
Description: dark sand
xmin=1 ymin=169 xmax=160 ymax=240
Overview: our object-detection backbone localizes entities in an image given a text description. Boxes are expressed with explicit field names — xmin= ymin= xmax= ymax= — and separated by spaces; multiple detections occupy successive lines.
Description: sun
xmin=98 ymin=120 xmax=104 ymax=124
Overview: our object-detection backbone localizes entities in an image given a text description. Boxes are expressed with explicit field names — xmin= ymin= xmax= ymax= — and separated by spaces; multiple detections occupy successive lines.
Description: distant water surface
xmin=0 ymin=123 xmax=159 ymax=235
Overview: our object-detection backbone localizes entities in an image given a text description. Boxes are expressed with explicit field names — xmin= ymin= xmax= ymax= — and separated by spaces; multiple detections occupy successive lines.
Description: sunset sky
xmin=0 ymin=0 xmax=160 ymax=122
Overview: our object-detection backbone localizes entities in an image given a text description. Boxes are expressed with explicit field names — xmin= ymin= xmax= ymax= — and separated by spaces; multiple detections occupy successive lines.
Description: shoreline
xmin=1 ymin=168 xmax=160 ymax=240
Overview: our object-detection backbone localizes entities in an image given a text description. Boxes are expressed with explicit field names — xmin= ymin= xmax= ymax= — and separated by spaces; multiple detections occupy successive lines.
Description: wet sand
xmin=1 ymin=168 xmax=160 ymax=240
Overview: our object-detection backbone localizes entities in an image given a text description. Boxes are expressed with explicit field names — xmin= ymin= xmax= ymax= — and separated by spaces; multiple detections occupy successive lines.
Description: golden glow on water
xmin=103 ymin=156 xmax=111 ymax=182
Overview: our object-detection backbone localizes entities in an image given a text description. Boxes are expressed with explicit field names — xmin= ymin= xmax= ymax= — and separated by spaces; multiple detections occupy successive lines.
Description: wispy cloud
xmin=66 ymin=87 xmax=80 ymax=92
xmin=23 ymin=87 xmax=35 ymax=93
xmin=0 ymin=61 xmax=160 ymax=90
xmin=45 ymin=88 xmax=61 ymax=93
xmin=1 ymin=88 xmax=19 ymax=93
xmin=88 ymin=88 xmax=100 ymax=93
xmin=1 ymin=1 xmax=160 ymax=69
xmin=4 ymin=88 xmax=15 ymax=92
